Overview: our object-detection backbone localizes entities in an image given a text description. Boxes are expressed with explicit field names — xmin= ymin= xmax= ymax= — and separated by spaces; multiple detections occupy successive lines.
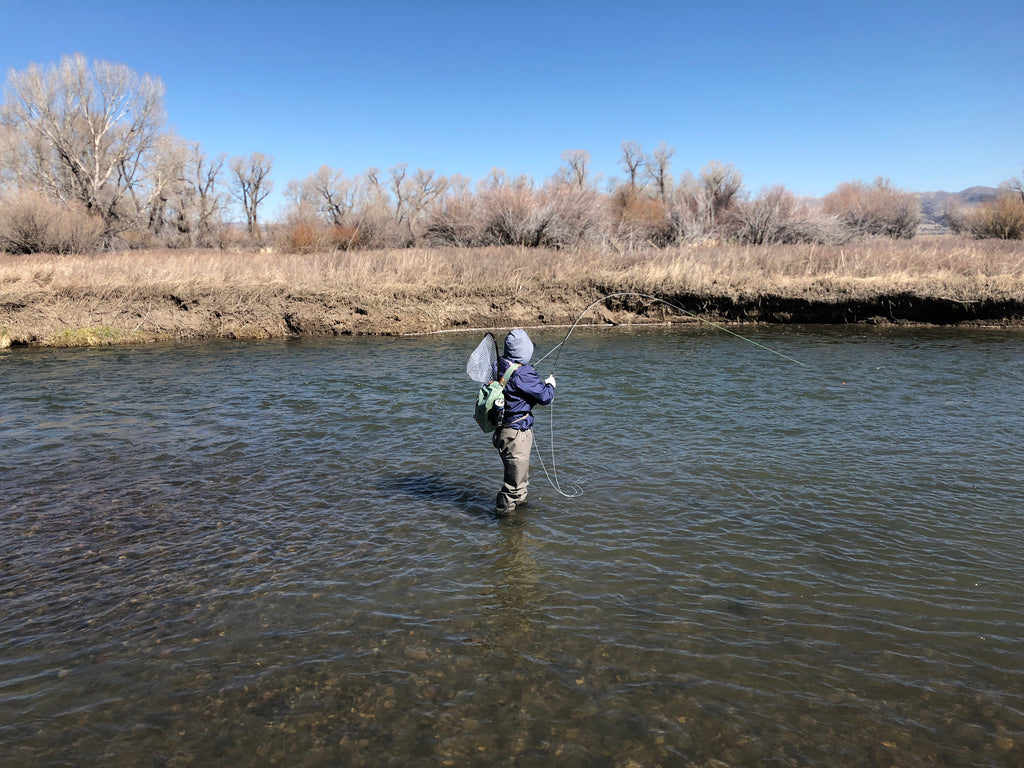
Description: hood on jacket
xmin=502 ymin=328 xmax=534 ymax=364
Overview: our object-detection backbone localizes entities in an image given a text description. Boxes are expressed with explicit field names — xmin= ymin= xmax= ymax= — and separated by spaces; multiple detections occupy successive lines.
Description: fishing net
xmin=466 ymin=332 xmax=498 ymax=383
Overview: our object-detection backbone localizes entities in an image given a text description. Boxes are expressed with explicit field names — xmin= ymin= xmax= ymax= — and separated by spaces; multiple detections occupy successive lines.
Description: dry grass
xmin=2 ymin=236 xmax=1022 ymax=299
xmin=622 ymin=237 xmax=1024 ymax=301
xmin=2 ymin=237 xmax=1023 ymax=346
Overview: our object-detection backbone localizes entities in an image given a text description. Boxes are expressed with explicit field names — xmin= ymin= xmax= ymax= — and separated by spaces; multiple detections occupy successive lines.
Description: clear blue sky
xmin=2 ymin=0 xmax=1022 ymax=216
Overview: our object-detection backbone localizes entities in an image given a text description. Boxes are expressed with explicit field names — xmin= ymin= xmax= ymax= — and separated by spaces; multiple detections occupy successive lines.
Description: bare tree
xmin=309 ymin=165 xmax=356 ymax=226
xmin=168 ymin=141 xmax=226 ymax=246
xmin=280 ymin=166 xmax=366 ymax=252
xmin=644 ymin=142 xmax=674 ymax=202
xmin=558 ymin=150 xmax=592 ymax=189
xmin=388 ymin=163 xmax=409 ymax=225
xmin=335 ymin=163 xmax=450 ymax=246
xmin=364 ymin=166 xmax=383 ymax=200
xmin=619 ymin=140 xmax=645 ymax=189
xmin=402 ymin=167 xmax=447 ymax=242
xmin=230 ymin=152 xmax=273 ymax=239
xmin=283 ymin=178 xmax=317 ymax=219
xmin=354 ymin=166 xmax=399 ymax=248
xmin=699 ymin=160 xmax=744 ymax=225
xmin=0 ymin=53 xmax=166 ymax=236
xmin=142 ymin=133 xmax=188 ymax=239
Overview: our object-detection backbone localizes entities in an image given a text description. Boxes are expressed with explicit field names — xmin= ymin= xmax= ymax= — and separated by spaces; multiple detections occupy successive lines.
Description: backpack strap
xmin=498 ymin=362 xmax=521 ymax=388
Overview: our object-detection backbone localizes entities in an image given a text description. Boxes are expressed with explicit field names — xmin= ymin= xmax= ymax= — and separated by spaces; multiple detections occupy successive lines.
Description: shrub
xmin=956 ymin=193 xmax=1024 ymax=239
xmin=733 ymin=186 xmax=834 ymax=245
xmin=0 ymin=190 xmax=104 ymax=254
xmin=476 ymin=174 xmax=554 ymax=247
xmin=327 ymin=225 xmax=360 ymax=251
xmin=822 ymin=177 xmax=921 ymax=239
xmin=609 ymin=186 xmax=673 ymax=248
xmin=286 ymin=221 xmax=321 ymax=253
xmin=220 ymin=223 xmax=258 ymax=252
xmin=541 ymin=181 xmax=606 ymax=249
xmin=423 ymin=189 xmax=484 ymax=247
xmin=350 ymin=204 xmax=398 ymax=250
xmin=664 ymin=163 xmax=745 ymax=243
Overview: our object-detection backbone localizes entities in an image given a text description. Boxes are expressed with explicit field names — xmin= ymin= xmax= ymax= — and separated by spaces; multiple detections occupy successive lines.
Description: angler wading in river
xmin=465 ymin=294 xmax=805 ymax=515
xmin=490 ymin=329 xmax=555 ymax=516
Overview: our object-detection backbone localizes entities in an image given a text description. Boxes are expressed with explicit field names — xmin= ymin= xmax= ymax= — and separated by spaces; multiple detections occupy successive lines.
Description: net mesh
xmin=466 ymin=332 xmax=498 ymax=382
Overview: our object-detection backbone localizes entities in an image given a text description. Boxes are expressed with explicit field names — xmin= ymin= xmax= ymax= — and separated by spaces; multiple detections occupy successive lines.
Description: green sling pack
xmin=473 ymin=363 xmax=521 ymax=433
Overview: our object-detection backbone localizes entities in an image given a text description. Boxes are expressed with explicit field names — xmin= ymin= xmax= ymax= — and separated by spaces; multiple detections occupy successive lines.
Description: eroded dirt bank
xmin=3 ymin=287 xmax=1024 ymax=348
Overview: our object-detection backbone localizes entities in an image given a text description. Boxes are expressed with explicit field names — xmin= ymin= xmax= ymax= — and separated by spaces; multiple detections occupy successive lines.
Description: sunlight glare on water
xmin=2 ymin=326 xmax=1023 ymax=767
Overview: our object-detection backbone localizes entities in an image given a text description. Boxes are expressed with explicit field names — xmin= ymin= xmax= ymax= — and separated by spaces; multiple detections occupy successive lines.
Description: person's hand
xmin=545 ymin=374 xmax=556 ymax=388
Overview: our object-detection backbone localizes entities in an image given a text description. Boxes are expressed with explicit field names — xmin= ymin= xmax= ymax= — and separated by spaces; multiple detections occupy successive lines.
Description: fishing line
xmin=535 ymin=292 xmax=809 ymax=370
xmin=531 ymin=292 xmax=808 ymax=498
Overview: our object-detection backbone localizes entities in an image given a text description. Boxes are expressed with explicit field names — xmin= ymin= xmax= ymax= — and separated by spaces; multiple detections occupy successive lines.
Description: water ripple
xmin=2 ymin=330 xmax=1024 ymax=766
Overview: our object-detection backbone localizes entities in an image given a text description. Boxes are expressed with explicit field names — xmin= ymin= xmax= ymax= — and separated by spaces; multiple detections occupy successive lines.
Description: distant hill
xmin=916 ymin=186 xmax=1002 ymax=233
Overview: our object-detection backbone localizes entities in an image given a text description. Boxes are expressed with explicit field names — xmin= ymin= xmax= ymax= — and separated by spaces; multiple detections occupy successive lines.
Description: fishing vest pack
xmin=473 ymin=363 xmax=521 ymax=433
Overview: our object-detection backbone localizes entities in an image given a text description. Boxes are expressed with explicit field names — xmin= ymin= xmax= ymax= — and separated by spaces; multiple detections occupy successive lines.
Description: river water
xmin=2 ymin=326 xmax=1023 ymax=767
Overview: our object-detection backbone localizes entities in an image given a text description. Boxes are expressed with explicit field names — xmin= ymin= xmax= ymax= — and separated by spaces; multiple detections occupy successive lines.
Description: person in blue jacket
xmin=493 ymin=328 xmax=556 ymax=516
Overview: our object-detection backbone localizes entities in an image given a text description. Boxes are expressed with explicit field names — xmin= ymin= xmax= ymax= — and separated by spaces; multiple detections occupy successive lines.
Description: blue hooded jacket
xmin=496 ymin=328 xmax=554 ymax=430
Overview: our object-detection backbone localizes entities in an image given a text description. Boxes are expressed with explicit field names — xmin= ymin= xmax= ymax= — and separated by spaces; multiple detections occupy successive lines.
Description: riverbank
xmin=2 ymin=238 xmax=1023 ymax=347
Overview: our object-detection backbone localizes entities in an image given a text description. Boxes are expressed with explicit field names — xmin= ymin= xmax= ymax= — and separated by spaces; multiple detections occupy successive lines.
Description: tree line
xmin=1 ymin=55 xmax=1021 ymax=255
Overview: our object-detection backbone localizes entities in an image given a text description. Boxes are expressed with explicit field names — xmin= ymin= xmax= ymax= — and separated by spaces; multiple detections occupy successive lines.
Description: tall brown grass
xmin=3 ymin=237 xmax=1021 ymax=304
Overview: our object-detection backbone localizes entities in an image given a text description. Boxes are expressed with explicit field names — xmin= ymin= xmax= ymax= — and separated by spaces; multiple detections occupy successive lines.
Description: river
xmin=2 ymin=326 xmax=1023 ymax=767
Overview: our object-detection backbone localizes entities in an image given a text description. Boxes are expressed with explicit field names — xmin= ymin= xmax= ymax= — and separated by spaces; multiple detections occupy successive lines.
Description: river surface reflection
xmin=2 ymin=326 xmax=1023 ymax=766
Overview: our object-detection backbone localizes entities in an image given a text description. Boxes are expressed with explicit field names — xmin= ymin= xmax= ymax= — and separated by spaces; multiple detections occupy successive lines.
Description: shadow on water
xmin=378 ymin=471 xmax=497 ymax=519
